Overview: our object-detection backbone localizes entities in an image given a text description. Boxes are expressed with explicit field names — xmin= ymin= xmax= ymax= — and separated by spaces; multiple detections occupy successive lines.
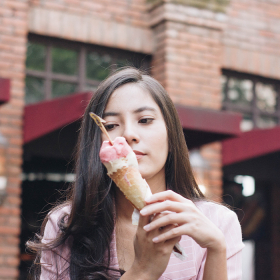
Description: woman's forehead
xmin=105 ymin=83 xmax=160 ymax=112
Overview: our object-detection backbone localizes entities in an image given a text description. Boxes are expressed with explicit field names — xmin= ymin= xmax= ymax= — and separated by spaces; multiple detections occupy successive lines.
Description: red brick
xmin=0 ymin=245 xmax=20 ymax=255
xmin=6 ymin=186 xmax=22 ymax=196
xmin=0 ymin=207 xmax=20 ymax=216
xmin=7 ymin=147 xmax=22 ymax=156
xmin=7 ymin=155 xmax=23 ymax=165
xmin=5 ymin=236 xmax=20 ymax=246
xmin=6 ymin=177 xmax=21 ymax=185
xmin=5 ymin=1 xmax=28 ymax=10
xmin=0 ymin=7 xmax=13 ymax=17
xmin=0 ymin=267 xmax=19 ymax=278
xmin=5 ymin=256 xmax=20 ymax=266
xmin=6 ymin=196 xmax=21 ymax=207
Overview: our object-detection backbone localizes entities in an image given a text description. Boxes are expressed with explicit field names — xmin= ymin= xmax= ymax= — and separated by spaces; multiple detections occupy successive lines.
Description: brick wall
xmin=150 ymin=2 xmax=225 ymax=200
xmin=150 ymin=22 xmax=167 ymax=87
xmin=30 ymin=0 xmax=149 ymax=27
xmin=0 ymin=0 xmax=28 ymax=279
xmin=223 ymin=0 xmax=280 ymax=79
xmin=28 ymin=0 xmax=153 ymax=54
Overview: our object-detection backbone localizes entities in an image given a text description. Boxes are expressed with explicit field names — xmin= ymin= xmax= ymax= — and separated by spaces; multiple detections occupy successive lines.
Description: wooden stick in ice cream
xmin=89 ymin=112 xmax=114 ymax=145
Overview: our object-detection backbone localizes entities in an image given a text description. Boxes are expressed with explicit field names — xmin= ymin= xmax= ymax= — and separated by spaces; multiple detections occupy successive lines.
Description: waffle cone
xmin=110 ymin=166 xmax=149 ymax=210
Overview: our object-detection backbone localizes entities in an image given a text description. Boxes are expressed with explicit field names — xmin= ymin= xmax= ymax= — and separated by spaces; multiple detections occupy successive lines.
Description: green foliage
xmin=147 ymin=0 xmax=230 ymax=13
xmin=52 ymin=81 xmax=77 ymax=98
xmin=26 ymin=43 xmax=46 ymax=71
xmin=116 ymin=59 xmax=131 ymax=69
xmin=86 ymin=52 xmax=112 ymax=81
xmin=25 ymin=76 xmax=45 ymax=104
xmin=227 ymin=78 xmax=253 ymax=107
xmin=52 ymin=47 xmax=78 ymax=75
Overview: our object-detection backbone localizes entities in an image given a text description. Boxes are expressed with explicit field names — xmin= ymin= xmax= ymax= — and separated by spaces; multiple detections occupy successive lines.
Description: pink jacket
xmin=40 ymin=201 xmax=244 ymax=280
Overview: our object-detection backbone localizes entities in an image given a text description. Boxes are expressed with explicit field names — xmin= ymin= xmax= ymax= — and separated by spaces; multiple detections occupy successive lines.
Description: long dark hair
xmin=27 ymin=67 xmax=204 ymax=279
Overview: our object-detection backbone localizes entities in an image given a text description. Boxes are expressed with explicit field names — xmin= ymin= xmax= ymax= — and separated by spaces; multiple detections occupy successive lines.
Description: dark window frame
xmin=222 ymin=69 xmax=280 ymax=129
xmin=26 ymin=33 xmax=151 ymax=102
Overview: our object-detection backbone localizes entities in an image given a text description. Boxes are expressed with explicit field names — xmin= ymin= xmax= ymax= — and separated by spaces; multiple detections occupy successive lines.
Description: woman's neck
xmin=146 ymin=169 xmax=166 ymax=194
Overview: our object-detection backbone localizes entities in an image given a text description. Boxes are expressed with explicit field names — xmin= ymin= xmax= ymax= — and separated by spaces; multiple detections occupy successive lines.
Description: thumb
xmin=138 ymin=210 xmax=152 ymax=229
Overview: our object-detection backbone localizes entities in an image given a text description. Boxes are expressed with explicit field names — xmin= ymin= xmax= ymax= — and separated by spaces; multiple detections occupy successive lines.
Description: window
xmin=25 ymin=34 xmax=151 ymax=104
xmin=222 ymin=70 xmax=280 ymax=131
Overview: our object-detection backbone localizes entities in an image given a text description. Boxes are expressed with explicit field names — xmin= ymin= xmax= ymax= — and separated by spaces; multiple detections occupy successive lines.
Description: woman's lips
xmin=133 ymin=150 xmax=145 ymax=160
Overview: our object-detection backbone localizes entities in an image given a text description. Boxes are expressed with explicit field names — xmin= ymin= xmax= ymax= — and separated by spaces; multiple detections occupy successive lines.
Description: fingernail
xmin=143 ymin=224 xmax=150 ymax=231
xmin=152 ymin=237 xmax=159 ymax=243
xmin=140 ymin=209 xmax=147 ymax=215
xmin=145 ymin=198 xmax=152 ymax=202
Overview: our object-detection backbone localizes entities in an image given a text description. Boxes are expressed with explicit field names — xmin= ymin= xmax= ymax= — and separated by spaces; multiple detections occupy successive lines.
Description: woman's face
xmin=102 ymin=83 xmax=169 ymax=185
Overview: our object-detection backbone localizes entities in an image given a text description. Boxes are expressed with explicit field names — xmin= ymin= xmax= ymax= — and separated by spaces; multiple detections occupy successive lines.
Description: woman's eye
xmin=104 ymin=124 xmax=117 ymax=131
xmin=139 ymin=118 xmax=153 ymax=124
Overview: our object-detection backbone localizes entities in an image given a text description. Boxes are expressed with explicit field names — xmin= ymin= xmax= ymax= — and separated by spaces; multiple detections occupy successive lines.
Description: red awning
xmin=175 ymin=105 xmax=241 ymax=149
xmin=24 ymin=93 xmax=242 ymax=149
xmin=0 ymin=78 xmax=10 ymax=104
xmin=222 ymin=126 xmax=280 ymax=181
xmin=222 ymin=126 xmax=280 ymax=166
xmin=23 ymin=92 xmax=92 ymax=143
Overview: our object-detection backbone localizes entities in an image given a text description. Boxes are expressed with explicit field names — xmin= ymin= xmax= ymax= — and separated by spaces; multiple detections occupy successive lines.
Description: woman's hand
xmin=140 ymin=190 xmax=226 ymax=253
xmin=123 ymin=190 xmax=228 ymax=280
xmin=123 ymin=211 xmax=181 ymax=280
xmin=138 ymin=190 xmax=228 ymax=280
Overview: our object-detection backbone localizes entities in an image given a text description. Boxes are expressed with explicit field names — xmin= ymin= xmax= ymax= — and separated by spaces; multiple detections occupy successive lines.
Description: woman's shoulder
xmin=42 ymin=202 xmax=71 ymax=240
xmin=194 ymin=199 xmax=240 ymax=230
xmin=39 ymin=203 xmax=72 ymax=278
xmin=47 ymin=202 xmax=71 ymax=219
xmin=194 ymin=199 xmax=244 ymax=256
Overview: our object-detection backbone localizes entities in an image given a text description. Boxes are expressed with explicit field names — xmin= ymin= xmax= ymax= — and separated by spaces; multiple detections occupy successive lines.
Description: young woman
xmin=27 ymin=67 xmax=244 ymax=280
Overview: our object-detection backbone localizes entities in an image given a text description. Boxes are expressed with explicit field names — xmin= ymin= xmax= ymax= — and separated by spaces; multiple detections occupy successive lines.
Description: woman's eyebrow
xmin=133 ymin=106 xmax=157 ymax=114
xmin=102 ymin=112 xmax=119 ymax=118
xmin=103 ymin=106 xmax=156 ymax=118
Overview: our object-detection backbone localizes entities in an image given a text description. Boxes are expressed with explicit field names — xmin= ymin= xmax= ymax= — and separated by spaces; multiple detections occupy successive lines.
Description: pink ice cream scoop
xmin=99 ymin=137 xmax=132 ymax=162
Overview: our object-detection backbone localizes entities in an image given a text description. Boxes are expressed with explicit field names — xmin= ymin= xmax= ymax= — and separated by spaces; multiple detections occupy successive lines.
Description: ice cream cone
xmin=110 ymin=166 xmax=149 ymax=210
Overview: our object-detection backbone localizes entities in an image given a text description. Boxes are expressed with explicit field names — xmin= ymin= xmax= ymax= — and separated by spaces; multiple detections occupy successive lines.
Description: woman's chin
xmin=138 ymin=168 xmax=151 ymax=181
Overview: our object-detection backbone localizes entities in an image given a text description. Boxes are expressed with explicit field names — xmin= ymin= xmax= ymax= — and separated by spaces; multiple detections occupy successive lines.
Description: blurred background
xmin=0 ymin=0 xmax=280 ymax=279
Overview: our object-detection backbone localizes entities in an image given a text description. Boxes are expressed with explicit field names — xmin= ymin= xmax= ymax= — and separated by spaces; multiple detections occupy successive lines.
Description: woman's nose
xmin=122 ymin=124 xmax=140 ymax=144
